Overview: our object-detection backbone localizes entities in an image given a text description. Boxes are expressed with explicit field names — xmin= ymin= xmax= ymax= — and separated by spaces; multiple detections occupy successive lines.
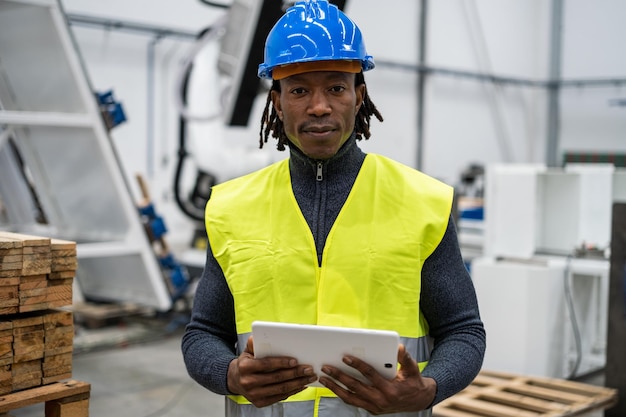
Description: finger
xmin=397 ymin=343 xmax=406 ymax=362
xmin=246 ymin=336 xmax=302 ymax=372
xmin=262 ymin=364 xmax=317 ymax=384
xmin=339 ymin=355 xmax=393 ymax=387
xmin=244 ymin=355 xmax=300 ymax=373
xmin=318 ymin=374 xmax=379 ymax=412
xmin=237 ymin=363 xmax=316 ymax=402
xmin=318 ymin=372 xmax=352 ymax=396
xmin=245 ymin=336 xmax=254 ymax=354
xmin=397 ymin=344 xmax=420 ymax=377
xmin=320 ymin=363 xmax=373 ymax=395
xmin=245 ymin=372 xmax=317 ymax=407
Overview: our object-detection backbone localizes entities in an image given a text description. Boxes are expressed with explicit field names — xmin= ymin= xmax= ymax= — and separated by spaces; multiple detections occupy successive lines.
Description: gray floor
xmin=5 ymin=313 xmax=611 ymax=417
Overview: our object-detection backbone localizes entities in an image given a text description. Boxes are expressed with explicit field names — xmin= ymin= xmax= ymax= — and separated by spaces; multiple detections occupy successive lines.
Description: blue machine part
xmin=95 ymin=89 xmax=127 ymax=129
xmin=159 ymin=253 xmax=191 ymax=300
xmin=460 ymin=206 xmax=484 ymax=220
xmin=149 ymin=216 xmax=167 ymax=240
xmin=138 ymin=203 xmax=167 ymax=240
xmin=138 ymin=202 xmax=189 ymax=302
xmin=138 ymin=204 xmax=156 ymax=217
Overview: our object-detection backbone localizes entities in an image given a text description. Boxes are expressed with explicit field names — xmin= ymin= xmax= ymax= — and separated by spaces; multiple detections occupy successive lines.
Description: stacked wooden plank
xmin=0 ymin=232 xmax=76 ymax=394
xmin=434 ymin=369 xmax=619 ymax=417
xmin=0 ymin=232 xmax=75 ymax=313
xmin=42 ymin=310 xmax=74 ymax=384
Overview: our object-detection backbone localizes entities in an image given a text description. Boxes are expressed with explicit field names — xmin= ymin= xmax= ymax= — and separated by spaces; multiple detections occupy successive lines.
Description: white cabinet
xmin=483 ymin=163 xmax=615 ymax=258
xmin=473 ymin=256 xmax=609 ymax=379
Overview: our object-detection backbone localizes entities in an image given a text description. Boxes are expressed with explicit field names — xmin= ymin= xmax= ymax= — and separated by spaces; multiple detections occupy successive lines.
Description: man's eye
xmin=291 ymin=88 xmax=307 ymax=94
xmin=330 ymin=86 xmax=346 ymax=93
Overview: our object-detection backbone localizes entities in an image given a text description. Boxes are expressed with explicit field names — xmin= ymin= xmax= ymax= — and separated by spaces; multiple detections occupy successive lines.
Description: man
xmin=182 ymin=1 xmax=486 ymax=416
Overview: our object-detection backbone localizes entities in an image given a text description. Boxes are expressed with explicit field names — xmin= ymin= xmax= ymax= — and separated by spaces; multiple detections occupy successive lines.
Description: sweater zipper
xmin=315 ymin=160 xmax=324 ymax=267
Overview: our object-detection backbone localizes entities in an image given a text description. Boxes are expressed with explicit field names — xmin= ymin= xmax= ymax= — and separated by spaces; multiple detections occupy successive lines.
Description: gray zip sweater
xmin=181 ymin=135 xmax=486 ymax=407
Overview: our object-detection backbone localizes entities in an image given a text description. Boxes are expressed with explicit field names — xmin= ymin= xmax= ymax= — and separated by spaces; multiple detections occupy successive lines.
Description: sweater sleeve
xmin=181 ymin=243 xmax=238 ymax=395
xmin=419 ymin=216 xmax=486 ymax=405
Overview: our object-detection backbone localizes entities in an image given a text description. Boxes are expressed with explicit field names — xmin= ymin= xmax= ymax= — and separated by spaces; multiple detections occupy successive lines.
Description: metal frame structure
xmin=0 ymin=0 xmax=171 ymax=311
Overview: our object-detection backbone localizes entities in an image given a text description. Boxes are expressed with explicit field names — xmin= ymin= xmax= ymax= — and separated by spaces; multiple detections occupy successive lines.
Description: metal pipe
xmin=67 ymin=13 xmax=626 ymax=90
xmin=375 ymin=60 xmax=626 ymax=89
xmin=415 ymin=0 xmax=428 ymax=171
xmin=545 ymin=0 xmax=564 ymax=168
xmin=146 ymin=36 xmax=162 ymax=179
xmin=66 ymin=13 xmax=198 ymax=40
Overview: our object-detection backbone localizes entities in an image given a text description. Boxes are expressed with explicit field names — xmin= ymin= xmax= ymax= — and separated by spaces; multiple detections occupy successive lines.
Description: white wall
xmin=58 ymin=0 xmax=626 ymax=248
xmin=560 ymin=0 xmax=626 ymax=154
xmin=420 ymin=0 xmax=551 ymax=181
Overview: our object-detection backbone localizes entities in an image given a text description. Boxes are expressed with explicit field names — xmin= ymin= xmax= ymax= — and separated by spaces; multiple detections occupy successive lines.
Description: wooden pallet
xmin=0 ymin=380 xmax=90 ymax=417
xmin=433 ymin=370 xmax=618 ymax=417
xmin=70 ymin=301 xmax=154 ymax=329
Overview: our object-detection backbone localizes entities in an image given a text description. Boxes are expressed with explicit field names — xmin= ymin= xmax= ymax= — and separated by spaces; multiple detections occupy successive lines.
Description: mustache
xmin=300 ymin=122 xmax=337 ymax=132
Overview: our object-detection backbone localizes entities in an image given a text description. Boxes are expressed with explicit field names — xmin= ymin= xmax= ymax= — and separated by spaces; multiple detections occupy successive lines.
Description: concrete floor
xmin=4 ymin=313 xmax=612 ymax=417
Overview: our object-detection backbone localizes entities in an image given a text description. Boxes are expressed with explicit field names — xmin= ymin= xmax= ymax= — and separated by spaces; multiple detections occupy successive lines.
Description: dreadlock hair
xmin=258 ymin=71 xmax=384 ymax=151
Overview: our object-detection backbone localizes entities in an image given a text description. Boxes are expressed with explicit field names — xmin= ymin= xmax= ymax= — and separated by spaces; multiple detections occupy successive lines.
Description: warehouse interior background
xmin=0 ymin=0 xmax=625 ymax=416
xmin=58 ymin=0 xmax=626 ymax=250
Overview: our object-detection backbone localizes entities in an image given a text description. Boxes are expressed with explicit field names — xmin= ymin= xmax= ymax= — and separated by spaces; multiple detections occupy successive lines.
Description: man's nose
xmin=307 ymin=90 xmax=331 ymax=116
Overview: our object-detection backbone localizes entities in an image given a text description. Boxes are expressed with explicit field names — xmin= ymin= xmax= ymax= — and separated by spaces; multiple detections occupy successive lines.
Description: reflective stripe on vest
xmin=207 ymin=154 xmax=452 ymax=417
xmin=226 ymin=396 xmax=433 ymax=417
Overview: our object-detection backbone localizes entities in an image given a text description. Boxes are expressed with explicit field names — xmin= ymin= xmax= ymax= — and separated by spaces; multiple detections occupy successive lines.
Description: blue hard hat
xmin=258 ymin=0 xmax=375 ymax=79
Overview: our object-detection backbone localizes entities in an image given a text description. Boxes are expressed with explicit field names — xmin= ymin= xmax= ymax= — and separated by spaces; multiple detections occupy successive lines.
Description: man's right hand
xmin=227 ymin=336 xmax=317 ymax=408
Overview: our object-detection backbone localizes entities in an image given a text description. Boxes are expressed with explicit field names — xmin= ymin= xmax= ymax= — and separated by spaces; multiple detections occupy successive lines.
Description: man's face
xmin=271 ymin=71 xmax=365 ymax=160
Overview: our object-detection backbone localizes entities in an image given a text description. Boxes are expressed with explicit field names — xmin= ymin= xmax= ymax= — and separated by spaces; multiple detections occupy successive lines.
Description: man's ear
xmin=355 ymin=83 xmax=366 ymax=112
xmin=271 ymin=90 xmax=283 ymax=120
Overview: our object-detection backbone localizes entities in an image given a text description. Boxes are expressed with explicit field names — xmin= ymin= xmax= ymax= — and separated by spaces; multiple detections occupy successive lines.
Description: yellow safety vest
xmin=206 ymin=154 xmax=453 ymax=417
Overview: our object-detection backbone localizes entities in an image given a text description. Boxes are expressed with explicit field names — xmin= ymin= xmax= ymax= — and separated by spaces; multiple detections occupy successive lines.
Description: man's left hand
xmin=318 ymin=344 xmax=436 ymax=415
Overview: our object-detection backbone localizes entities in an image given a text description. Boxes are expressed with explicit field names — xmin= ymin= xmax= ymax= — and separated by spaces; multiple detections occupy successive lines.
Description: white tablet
xmin=251 ymin=321 xmax=399 ymax=387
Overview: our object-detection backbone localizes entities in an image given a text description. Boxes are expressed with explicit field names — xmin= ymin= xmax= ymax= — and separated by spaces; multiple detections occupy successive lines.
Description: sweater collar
xmin=287 ymin=134 xmax=366 ymax=181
